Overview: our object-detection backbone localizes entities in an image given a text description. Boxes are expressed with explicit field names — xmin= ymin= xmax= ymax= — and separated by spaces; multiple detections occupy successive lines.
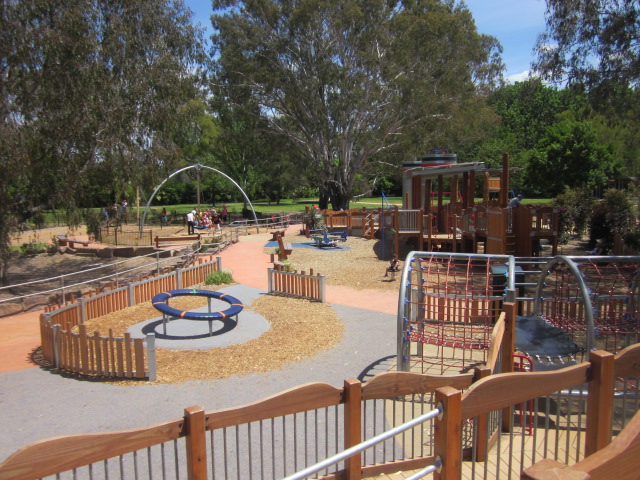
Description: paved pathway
xmin=0 ymin=223 xmax=399 ymax=373
xmin=0 ymin=225 xmax=401 ymax=464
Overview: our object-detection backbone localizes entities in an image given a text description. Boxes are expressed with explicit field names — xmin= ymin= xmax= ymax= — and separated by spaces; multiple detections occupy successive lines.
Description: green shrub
xmin=623 ymin=228 xmax=640 ymax=252
xmin=18 ymin=241 xmax=47 ymax=256
xmin=204 ymin=270 xmax=234 ymax=285
xmin=552 ymin=187 xmax=595 ymax=242
xmin=589 ymin=189 xmax=635 ymax=250
xmin=84 ymin=209 xmax=103 ymax=241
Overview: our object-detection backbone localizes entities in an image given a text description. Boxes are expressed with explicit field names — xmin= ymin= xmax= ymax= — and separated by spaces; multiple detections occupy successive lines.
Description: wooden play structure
xmin=322 ymin=152 xmax=561 ymax=259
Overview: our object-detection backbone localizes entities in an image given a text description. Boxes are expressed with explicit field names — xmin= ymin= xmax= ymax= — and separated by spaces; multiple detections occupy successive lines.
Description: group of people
xmin=101 ymin=199 xmax=128 ymax=224
xmin=186 ymin=205 xmax=228 ymax=235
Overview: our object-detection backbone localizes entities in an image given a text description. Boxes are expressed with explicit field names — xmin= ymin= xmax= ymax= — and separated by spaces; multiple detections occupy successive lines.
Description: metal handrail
xmin=0 ymin=230 xmax=243 ymax=305
xmin=283 ymin=405 xmax=443 ymax=480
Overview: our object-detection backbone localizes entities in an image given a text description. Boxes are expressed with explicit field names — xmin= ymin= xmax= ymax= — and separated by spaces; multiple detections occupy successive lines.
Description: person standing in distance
xmin=186 ymin=210 xmax=195 ymax=235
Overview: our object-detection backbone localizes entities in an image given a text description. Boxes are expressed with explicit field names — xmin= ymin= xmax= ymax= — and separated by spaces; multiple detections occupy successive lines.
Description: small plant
xmin=278 ymin=260 xmax=295 ymax=272
xmin=204 ymin=270 xmax=234 ymax=285
xmin=19 ymin=241 xmax=47 ymax=256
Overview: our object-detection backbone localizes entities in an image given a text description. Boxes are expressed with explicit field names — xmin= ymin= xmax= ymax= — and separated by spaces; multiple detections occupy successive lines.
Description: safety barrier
xmin=2 ymin=342 xmax=639 ymax=479
xmin=39 ymin=255 xmax=222 ymax=380
xmin=267 ymin=267 xmax=326 ymax=302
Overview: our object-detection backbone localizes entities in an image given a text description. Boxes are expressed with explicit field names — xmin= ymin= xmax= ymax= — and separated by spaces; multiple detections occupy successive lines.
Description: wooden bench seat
xmin=155 ymin=234 xmax=201 ymax=249
xmin=275 ymin=232 xmax=292 ymax=260
xmin=56 ymin=235 xmax=90 ymax=248
xmin=271 ymin=229 xmax=286 ymax=241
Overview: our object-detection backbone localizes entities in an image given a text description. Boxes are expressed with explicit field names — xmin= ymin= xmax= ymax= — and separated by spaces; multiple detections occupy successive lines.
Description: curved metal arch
xmin=533 ymin=255 xmax=595 ymax=353
xmin=139 ymin=163 xmax=258 ymax=230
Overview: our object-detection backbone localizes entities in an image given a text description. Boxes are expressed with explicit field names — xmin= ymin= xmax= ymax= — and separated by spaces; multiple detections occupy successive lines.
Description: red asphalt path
xmin=0 ymin=225 xmax=399 ymax=374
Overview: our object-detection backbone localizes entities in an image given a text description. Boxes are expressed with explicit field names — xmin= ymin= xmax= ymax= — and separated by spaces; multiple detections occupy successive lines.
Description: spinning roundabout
xmin=152 ymin=288 xmax=244 ymax=336
xmin=126 ymin=286 xmax=270 ymax=350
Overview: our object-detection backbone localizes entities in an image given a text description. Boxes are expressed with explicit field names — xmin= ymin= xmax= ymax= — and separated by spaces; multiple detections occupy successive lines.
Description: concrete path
xmin=0 ymin=224 xmax=401 ymax=463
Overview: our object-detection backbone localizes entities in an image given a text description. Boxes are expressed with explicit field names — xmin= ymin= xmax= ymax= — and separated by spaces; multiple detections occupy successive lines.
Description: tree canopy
xmin=211 ymin=0 xmax=503 ymax=209
xmin=0 ymin=0 xmax=204 ymax=282
xmin=535 ymin=0 xmax=640 ymax=91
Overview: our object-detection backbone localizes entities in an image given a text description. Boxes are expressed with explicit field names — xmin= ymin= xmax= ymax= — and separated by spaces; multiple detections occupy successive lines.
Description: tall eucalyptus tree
xmin=0 ymin=0 xmax=204 ymax=283
xmin=211 ymin=0 xmax=503 ymax=209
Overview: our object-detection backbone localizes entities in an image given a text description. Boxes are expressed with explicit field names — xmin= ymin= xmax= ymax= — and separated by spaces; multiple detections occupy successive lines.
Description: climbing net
xmin=398 ymin=252 xmax=514 ymax=374
xmin=536 ymin=256 xmax=640 ymax=357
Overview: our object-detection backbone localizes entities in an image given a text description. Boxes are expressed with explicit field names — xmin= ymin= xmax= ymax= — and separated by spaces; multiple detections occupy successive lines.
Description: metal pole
xmin=283 ymin=406 xmax=442 ymax=480
xmin=60 ymin=275 xmax=65 ymax=304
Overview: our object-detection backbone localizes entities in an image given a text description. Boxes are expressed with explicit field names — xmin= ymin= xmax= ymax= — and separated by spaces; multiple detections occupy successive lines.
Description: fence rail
xmin=267 ymin=267 xmax=326 ymax=302
xmin=2 ymin=343 xmax=639 ymax=480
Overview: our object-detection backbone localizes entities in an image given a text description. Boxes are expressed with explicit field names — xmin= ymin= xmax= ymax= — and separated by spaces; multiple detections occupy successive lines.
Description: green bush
xmin=589 ymin=189 xmax=635 ymax=250
xmin=552 ymin=187 xmax=595 ymax=242
xmin=18 ymin=241 xmax=48 ymax=256
xmin=204 ymin=270 xmax=234 ymax=285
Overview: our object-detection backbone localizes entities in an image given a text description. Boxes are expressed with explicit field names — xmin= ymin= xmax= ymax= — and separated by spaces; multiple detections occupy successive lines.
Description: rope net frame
xmin=397 ymin=252 xmax=515 ymax=375
xmin=534 ymin=256 xmax=640 ymax=360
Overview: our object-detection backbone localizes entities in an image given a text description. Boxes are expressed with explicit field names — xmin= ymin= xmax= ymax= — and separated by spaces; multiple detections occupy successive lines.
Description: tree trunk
xmin=1 ymin=257 xmax=8 ymax=286
xmin=318 ymin=184 xmax=330 ymax=210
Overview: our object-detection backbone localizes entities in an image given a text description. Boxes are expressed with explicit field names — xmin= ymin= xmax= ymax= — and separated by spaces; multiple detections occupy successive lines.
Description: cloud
xmin=506 ymin=70 xmax=532 ymax=83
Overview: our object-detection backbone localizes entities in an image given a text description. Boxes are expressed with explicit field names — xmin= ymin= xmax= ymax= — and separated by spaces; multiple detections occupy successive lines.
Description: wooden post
xmin=586 ymin=350 xmax=615 ymax=456
xmin=501 ymin=301 xmax=517 ymax=431
xmin=418 ymin=208 xmax=424 ymax=250
xmin=437 ymin=175 xmax=444 ymax=232
xmin=184 ymin=406 xmax=207 ymax=480
xmin=393 ymin=207 xmax=399 ymax=259
xmin=501 ymin=153 xmax=509 ymax=208
xmin=434 ymin=386 xmax=462 ymax=480
xmin=451 ymin=175 xmax=459 ymax=207
xmin=483 ymin=172 xmax=490 ymax=204
xmin=469 ymin=170 xmax=475 ymax=207
xmin=473 ymin=366 xmax=491 ymax=461
xmin=344 ymin=378 xmax=362 ymax=480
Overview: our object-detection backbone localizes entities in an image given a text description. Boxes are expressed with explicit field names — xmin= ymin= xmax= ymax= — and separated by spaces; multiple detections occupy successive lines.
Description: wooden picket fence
xmin=3 ymin=342 xmax=640 ymax=480
xmin=267 ymin=266 xmax=326 ymax=302
xmin=55 ymin=325 xmax=148 ymax=378
xmin=40 ymin=255 xmax=222 ymax=380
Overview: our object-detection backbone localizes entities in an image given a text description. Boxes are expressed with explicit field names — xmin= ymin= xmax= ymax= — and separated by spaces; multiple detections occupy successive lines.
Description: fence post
xmin=127 ymin=283 xmax=135 ymax=306
xmin=344 ymin=378 xmax=362 ymax=480
xmin=501 ymin=301 xmax=517 ymax=431
xmin=434 ymin=386 xmax=462 ymax=480
xmin=267 ymin=268 xmax=273 ymax=294
xmin=184 ymin=406 xmax=207 ymax=480
xmin=60 ymin=274 xmax=65 ymax=305
xmin=473 ymin=366 xmax=491 ymax=461
xmin=80 ymin=297 xmax=87 ymax=324
xmin=586 ymin=350 xmax=615 ymax=456
xmin=146 ymin=334 xmax=156 ymax=381
xmin=176 ymin=268 xmax=182 ymax=289
xmin=216 ymin=256 xmax=222 ymax=272
xmin=319 ymin=274 xmax=326 ymax=303
xmin=52 ymin=323 xmax=60 ymax=368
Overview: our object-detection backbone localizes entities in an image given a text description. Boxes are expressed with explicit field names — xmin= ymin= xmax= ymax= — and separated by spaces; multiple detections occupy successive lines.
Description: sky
xmin=185 ymin=0 xmax=548 ymax=83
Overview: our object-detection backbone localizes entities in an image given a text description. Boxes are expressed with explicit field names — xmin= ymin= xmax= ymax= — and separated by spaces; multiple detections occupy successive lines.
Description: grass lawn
xmin=26 ymin=195 xmax=551 ymax=229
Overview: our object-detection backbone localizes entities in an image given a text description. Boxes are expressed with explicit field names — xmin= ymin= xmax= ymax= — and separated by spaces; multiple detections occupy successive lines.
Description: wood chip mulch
xmin=81 ymin=235 xmax=396 ymax=384
xmin=82 ymin=284 xmax=343 ymax=384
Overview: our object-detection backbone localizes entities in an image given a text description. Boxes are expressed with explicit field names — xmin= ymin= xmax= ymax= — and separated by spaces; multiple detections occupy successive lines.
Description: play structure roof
xmin=401 ymin=161 xmax=487 ymax=180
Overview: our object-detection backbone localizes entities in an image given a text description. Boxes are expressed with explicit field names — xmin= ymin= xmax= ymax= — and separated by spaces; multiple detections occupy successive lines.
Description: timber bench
xmin=275 ymin=232 xmax=292 ymax=260
xmin=155 ymin=234 xmax=201 ymax=249
xmin=270 ymin=229 xmax=286 ymax=241
xmin=56 ymin=235 xmax=90 ymax=248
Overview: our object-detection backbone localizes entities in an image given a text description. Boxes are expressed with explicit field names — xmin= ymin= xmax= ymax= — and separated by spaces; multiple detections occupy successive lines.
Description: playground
xmin=3 ymin=214 xmax=640 ymax=479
